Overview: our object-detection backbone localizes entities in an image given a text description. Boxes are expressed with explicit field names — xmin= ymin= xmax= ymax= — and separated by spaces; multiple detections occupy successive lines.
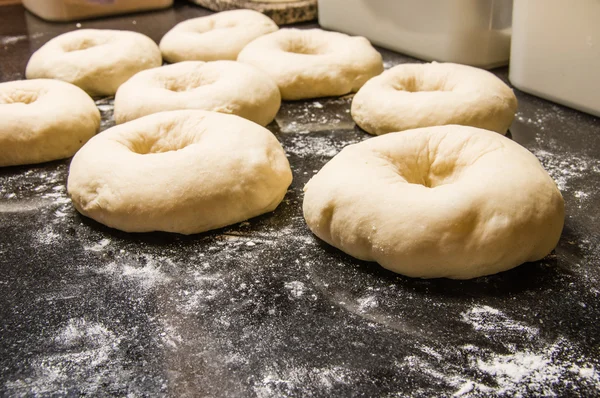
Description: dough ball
xmin=159 ymin=10 xmax=278 ymax=63
xmin=114 ymin=61 xmax=281 ymax=126
xmin=351 ymin=62 xmax=518 ymax=135
xmin=0 ymin=79 xmax=100 ymax=167
xmin=303 ymin=125 xmax=564 ymax=280
xmin=238 ymin=28 xmax=383 ymax=100
xmin=68 ymin=110 xmax=293 ymax=235
xmin=26 ymin=29 xmax=162 ymax=97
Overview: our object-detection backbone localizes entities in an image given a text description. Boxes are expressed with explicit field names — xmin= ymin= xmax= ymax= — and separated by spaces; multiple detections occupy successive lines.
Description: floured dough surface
xmin=0 ymin=79 xmax=100 ymax=167
xmin=114 ymin=61 xmax=281 ymax=126
xmin=303 ymin=125 xmax=564 ymax=279
xmin=26 ymin=29 xmax=162 ymax=97
xmin=351 ymin=62 xmax=518 ymax=135
xmin=159 ymin=10 xmax=278 ymax=63
xmin=68 ymin=110 xmax=292 ymax=235
xmin=238 ymin=28 xmax=383 ymax=100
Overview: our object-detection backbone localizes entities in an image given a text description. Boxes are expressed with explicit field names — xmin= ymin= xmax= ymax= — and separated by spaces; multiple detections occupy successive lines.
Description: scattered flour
xmin=254 ymin=366 xmax=351 ymax=398
xmin=275 ymin=99 xmax=355 ymax=135
xmin=454 ymin=306 xmax=600 ymax=396
xmin=285 ymin=134 xmax=361 ymax=158
xmin=159 ymin=319 xmax=184 ymax=349
xmin=574 ymin=191 xmax=589 ymax=199
xmin=84 ymin=238 xmax=111 ymax=252
xmin=533 ymin=149 xmax=600 ymax=191
xmin=97 ymin=255 xmax=172 ymax=290
xmin=1 ymin=35 xmax=27 ymax=46
xmin=461 ymin=305 xmax=538 ymax=339
xmin=4 ymin=318 xmax=129 ymax=396
xmin=284 ymin=281 xmax=306 ymax=298
xmin=357 ymin=295 xmax=378 ymax=312
xmin=35 ymin=226 xmax=61 ymax=245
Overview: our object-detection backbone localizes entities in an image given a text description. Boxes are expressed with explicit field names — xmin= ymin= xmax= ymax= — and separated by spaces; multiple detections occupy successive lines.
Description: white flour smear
xmin=97 ymin=255 xmax=172 ymax=291
xmin=0 ymin=165 xmax=74 ymax=249
xmin=285 ymin=134 xmax=362 ymax=159
xmin=533 ymin=149 xmax=600 ymax=192
xmin=284 ymin=281 xmax=306 ymax=298
xmin=1 ymin=35 xmax=27 ymax=46
xmin=4 ymin=318 xmax=131 ymax=396
xmin=276 ymin=100 xmax=354 ymax=135
xmin=0 ymin=167 xmax=71 ymax=218
xmin=254 ymin=365 xmax=353 ymax=398
xmin=84 ymin=238 xmax=111 ymax=252
xmin=397 ymin=306 xmax=600 ymax=397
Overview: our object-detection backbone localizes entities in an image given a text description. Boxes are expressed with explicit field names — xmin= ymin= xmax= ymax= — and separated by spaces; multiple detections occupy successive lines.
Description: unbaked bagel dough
xmin=114 ymin=61 xmax=281 ymax=126
xmin=26 ymin=29 xmax=162 ymax=97
xmin=68 ymin=110 xmax=292 ymax=234
xmin=238 ymin=28 xmax=383 ymax=100
xmin=159 ymin=10 xmax=279 ymax=63
xmin=0 ymin=79 xmax=100 ymax=167
xmin=303 ymin=125 xmax=564 ymax=279
xmin=351 ymin=62 xmax=518 ymax=135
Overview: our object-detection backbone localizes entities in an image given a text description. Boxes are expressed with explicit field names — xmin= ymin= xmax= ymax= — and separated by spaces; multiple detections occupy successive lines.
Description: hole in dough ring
xmin=0 ymin=79 xmax=100 ymax=167
xmin=26 ymin=29 xmax=162 ymax=97
xmin=237 ymin=28 xmax=384 ymax=100
xmin=67 ymin=110 xmax=293 ymax=235
xmin=302 ymin=125 xmax=564 ymax=280
xmin=159 ymin=10 xmax=279 ymax=63
xmin=114 ymin=61 xmax=281 ymax=126
xmin=351 ymin=62 xmax=518 ymax=136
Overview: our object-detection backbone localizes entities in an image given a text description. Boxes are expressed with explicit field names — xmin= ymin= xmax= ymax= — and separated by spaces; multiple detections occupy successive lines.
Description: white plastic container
xmin=317 ymin=0 xmax=513 ymax=69
xmin=22 ymin=0 xmax=173 ymax=22
xmin=509 ymin=0 xmax=600 ymax=117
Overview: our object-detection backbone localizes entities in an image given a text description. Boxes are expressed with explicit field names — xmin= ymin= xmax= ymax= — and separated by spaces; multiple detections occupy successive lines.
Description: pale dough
xmin=238 ymin=28 xmax=383 ymax=100
xmin=303 ymin=125 xmax=564 ymax=279
xmin=68 ymin=110 xmax=293 ymax=235
xmin=0 ymin=79 xmax=100 ymax=167
xmin=159 ymin=10 xmax=278 ymax=63
xmin=351 ymin=62 xmax=518 ymax=135
xmin=114 ymin=61 xmax=281 ymax=126
xmin=26 ymin=29 xmax=162 ymax=97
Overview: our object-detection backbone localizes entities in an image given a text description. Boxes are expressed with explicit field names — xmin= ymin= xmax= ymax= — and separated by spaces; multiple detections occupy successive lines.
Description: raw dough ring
xmin=303 ymin=125 xmax=564 ymax=279
xmin=351 ymin=62 xmax=518 ymax=135
xmin=238 ymin=28 xmax=383 ymax=100
xmin=114 ymin=61 xmax=281 ymax=126
xmin=0 ymin=79 xmax=100 ymax=167
xmin=26 ymin=29 xmax=162 ymax=96
xmin=159 ymin=10 xmax=278 ymax=63
xmin=67 ymin=110 xmax=293 ymax=235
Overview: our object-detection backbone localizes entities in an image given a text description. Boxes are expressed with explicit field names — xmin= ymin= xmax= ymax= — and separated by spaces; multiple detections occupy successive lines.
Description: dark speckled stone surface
xmin=1 ymin=2 xmax=600 ymax=397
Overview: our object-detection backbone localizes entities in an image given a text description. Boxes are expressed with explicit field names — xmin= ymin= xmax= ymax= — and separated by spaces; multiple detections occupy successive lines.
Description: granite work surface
xmin=1 ymin=3 xmax=600 ymax=397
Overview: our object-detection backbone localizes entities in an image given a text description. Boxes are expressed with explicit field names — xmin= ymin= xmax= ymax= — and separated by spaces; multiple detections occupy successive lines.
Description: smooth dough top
xmin=351 ymin=62 xmax=518 ymax=135
xmin=303 ymin=125 xmax=564 ymax=279
xmin=159 ymin=10 xmax=279 ymax=63
xmin=68 ymin=110 xmax=293 ymax=235
xmin=238 ymin=28 xmax=383 ymax=100
xmin=113 ymin=61 xmax=281 ymax=126
xmin=0 ymin=79 xmax=100 ymax=167
xmin=26 ymin=29 xmax=162 ymax=97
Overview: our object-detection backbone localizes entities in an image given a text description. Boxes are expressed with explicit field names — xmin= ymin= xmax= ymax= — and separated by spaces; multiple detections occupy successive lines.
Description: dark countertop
xmin=1 ymin=3 xmax=600 ymax=397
